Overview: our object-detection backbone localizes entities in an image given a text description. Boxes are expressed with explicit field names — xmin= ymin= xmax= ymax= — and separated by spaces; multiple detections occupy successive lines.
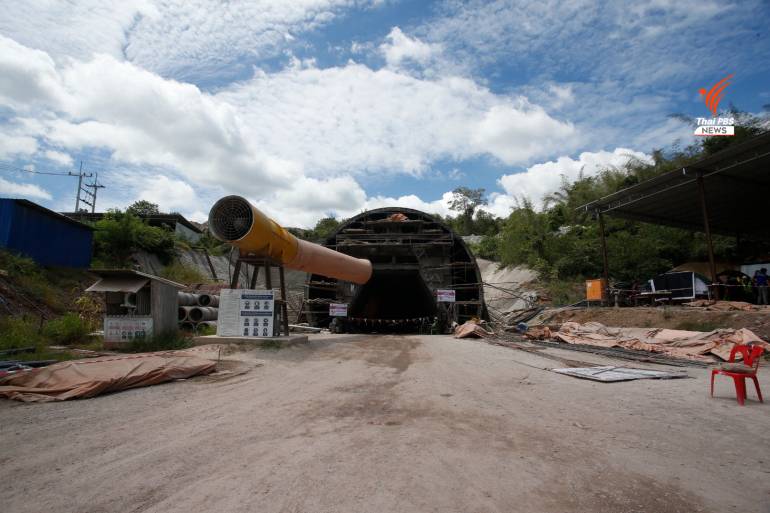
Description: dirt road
xmin=1 ymin=335 xmax=769 ymax=512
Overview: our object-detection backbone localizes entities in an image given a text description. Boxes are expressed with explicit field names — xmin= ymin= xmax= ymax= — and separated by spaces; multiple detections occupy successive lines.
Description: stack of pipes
xmin=178 ymin=292 xmax=219 ymax=332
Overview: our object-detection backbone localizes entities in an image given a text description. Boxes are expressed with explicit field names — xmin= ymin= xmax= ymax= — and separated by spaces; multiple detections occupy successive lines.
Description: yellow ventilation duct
xmin=208 ymin=196 xmax=372 ymax=285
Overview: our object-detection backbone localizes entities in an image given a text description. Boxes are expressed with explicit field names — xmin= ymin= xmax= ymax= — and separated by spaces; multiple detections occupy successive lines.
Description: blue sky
xmin=0 ymin=0 xmax=768 ymax=227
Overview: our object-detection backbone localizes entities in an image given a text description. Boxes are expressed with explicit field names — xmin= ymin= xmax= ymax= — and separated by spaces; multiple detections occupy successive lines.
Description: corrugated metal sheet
xmin=0 ymin=198 xmax=93 ymax=268
xmin=86 ymin=276 xmax=149 ymax=293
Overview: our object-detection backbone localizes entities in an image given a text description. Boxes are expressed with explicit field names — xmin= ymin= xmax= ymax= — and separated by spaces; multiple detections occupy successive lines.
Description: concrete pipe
xmin=208 ymin=196 xmax=372 ymax=285
xmin=189 ymin=306 xmax=218 ymax=322
xmin=197 ymin=294 xmax=219 ymax=307
xmin=178 ymin=292 xmax=199 ymax=306
xmin=179 ymin=321 xmax=196 ymax=331
xmin=178 ymin=306 xmax=195 ymax=321
xmin=198 ymin=321 xmax=218 ymax=328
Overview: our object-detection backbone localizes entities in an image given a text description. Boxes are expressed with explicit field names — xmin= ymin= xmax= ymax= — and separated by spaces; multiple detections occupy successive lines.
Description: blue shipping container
xmin=0 ymin=198 xmax=93 ymax=268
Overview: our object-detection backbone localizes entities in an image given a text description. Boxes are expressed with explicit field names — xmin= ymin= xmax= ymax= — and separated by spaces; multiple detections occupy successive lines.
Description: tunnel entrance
xmin=304 ymin=207 xmax=485 ymax=333
xmin=347 ymin=270 xmax=436 ymax=332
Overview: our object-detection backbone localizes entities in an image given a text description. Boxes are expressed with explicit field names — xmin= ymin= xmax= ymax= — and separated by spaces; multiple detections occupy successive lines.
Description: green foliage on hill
xmin=491 ymin=112 xmax=768 ymax=302
xmin=91 ymin=209 xmax=176 ymax=267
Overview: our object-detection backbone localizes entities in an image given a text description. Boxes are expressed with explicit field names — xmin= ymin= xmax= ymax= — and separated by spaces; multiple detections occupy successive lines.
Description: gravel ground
xmin=1 ymin=334 xmax=768 ymax=513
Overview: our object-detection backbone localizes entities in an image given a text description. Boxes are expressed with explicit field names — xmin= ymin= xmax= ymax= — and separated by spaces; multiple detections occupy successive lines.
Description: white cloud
xmin=380 ymin=27 xmax=438 ymax=67
xmin=0 ymin=2 xmax=155 ymax=63
xmin=125 ymin=0 xmax=376 ymax=80
xmin=0 ymin=37 xmax=66 ymax=110
xmin=0 ymin=36 xmax=576 ymax=202
xmin=0 ymin=1 xmax=377 ymax=80
xmin=245 ymin=175 xmax=454 ymax=228
xmin=43 ymin=150 xmax=73 ymax=167
xmin=420 ymin=0 xmax=756 ymax=87
xmin=361 ymin=191 xmax=453 ymax=218
xmin=0 ymin=177 xmax=52 ymax=200
xmin=133 ymin=175 xmax=199 ymax=213
xmin=219 ymin=61 xmax=576 ymax=174
xmin=0 ymin=132 xmax=38 ymax=159
xmin=496 ymin=148 xmax=653 ymax=209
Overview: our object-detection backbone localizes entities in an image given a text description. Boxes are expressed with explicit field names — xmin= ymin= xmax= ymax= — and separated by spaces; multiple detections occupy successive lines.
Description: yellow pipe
xmin=208 ymin=196 xmax=372 ymax=284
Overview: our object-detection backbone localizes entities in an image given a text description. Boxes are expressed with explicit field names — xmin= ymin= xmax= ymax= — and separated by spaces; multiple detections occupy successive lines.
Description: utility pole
xmin=68 ymin=161 xmax=93 ymax=212
xmin=84 ymin=172 xmax=106 ymax=213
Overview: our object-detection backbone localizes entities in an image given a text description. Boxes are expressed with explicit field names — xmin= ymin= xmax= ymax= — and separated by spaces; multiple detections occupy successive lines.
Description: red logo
xmin=698 ymin=74 xmax=733 ymax=116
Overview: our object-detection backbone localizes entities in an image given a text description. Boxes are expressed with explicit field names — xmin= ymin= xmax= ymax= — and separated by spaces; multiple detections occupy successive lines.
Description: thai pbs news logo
xmin=694 ymin=74 xmax=735 ymax=137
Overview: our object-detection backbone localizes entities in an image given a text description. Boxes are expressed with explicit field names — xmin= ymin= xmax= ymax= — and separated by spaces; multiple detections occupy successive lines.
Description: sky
xmin=0 ymin=0 xmax=768 ymax=227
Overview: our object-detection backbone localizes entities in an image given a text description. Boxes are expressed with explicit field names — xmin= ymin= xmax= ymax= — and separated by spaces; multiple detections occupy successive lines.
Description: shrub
xmin=0 ymin=316 xmax=45 ymax=351
xmin=93 ymin=210 xmax=175 ymax=266
xmin=0 ymin=250 xmax=38 ymax=276
xmin=43 ymin=313 xmax=90 ymax=345
xmin=469 ymin=235 xmax=500 ymax=260
xmin=160 ymin=261 xmax=206 ymax=284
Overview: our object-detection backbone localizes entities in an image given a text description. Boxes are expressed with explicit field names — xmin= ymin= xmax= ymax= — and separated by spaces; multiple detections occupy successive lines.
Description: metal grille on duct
xmin=209 ymin=196 xmax=253 ymax=241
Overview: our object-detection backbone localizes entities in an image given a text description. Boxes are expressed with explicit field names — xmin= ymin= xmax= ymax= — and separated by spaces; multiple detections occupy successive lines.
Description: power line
xmin=0 ymin=161 xmax=75 ymax=176
xmin=0 ymin=159 xmax=107 ymax=212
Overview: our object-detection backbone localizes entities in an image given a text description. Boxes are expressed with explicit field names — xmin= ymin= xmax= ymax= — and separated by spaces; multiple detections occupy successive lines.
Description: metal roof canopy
xmin=580 ymin=131 xmax=770 ymax=238
xmin=87 ymin=269 xmax=186 ymax=291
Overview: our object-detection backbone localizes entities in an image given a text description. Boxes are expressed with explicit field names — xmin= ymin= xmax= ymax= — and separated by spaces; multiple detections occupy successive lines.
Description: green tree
xmin=93 ymin=210 xmax=175 ymax=266
xmin=449 ymin=187 xmax=487 ymax=235
xmin=309 ymin=217 xmax=340 ymax=241
xmin=126 ymin=200 xmax=161 ymax=217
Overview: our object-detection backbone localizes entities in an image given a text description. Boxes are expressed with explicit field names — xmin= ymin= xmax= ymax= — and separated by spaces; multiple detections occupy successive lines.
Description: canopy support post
xmin=696 ymin=171 xmax=718 ymax=295
xmin=597 ymin=210 xmax=610 ymax=301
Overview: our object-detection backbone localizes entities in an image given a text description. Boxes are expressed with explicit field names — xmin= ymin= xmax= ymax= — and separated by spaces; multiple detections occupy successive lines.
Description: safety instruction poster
xmin=329 ymin=303 xmax=348 ymax=317
xmin=104 ymin=316 xmax=153 ymax=343
xmin=436 ymin=289 xmax=456 ymax=302
xmin=217 ymin=289 xmax=274 ymax=337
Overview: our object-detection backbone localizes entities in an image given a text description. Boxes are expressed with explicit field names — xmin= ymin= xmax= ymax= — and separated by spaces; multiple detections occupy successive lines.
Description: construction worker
xmin=754 ymin=268 xmax=769 ymax=305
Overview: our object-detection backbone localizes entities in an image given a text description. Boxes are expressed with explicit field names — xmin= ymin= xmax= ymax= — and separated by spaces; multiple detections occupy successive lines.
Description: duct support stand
xmin=230 ymin=254 xmax=291 ymax=337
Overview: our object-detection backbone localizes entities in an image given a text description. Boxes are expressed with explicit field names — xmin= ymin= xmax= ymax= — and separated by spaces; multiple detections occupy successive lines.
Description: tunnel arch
xmin=304 ymin=207 xmax=485 ymax=333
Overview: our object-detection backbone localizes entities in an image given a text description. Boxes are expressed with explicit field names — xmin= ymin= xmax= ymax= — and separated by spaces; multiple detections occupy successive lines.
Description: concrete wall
xmin=152 ymin=280 xmax=180 ymax=336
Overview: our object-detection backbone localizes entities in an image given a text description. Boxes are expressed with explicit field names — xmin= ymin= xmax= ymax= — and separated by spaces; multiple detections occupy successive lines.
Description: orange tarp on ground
xmin=683 ymin=300 xmax=770 ymax=312
xmin=550 ymin=322 xmax=769 ymax=362
xmin=0 ymin=352 xmax=216 ymax=402
xmin=454 ymin=321 xmax=494 ymax=339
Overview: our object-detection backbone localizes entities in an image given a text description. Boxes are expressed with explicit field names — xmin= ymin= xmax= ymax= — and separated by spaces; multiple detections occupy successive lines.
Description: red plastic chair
xmin=710 ymin=344 xmax=764 ymax=405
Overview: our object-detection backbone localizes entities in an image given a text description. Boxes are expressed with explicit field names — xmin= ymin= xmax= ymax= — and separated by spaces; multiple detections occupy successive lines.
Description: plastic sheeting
xmin=552 ymin=366 xmax=688 ymax=382
xmin=551 ymin=322 xmax=769 ymax=362
xmin=0 ymin=353 xmax=216 ymax=402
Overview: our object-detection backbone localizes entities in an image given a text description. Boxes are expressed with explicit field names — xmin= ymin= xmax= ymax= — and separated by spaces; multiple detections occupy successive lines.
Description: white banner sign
xmin=436 ymin=289 xmax=456 ymax=302
xmin=104 ymin=316 xmax=153 ymax=343
xmin=217 ymin=289 xmax=274 ymax=337
xmin=329 ymin=303 xmax=348 ymax=317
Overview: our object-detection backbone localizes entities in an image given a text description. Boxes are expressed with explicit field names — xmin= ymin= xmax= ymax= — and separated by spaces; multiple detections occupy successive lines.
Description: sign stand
xmin=230 ymin=255 xmax=290 ymax=336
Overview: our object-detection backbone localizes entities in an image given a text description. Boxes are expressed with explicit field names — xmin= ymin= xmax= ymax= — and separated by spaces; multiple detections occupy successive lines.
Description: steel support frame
xmin=230 ymin=255 xmax=290 ymax=336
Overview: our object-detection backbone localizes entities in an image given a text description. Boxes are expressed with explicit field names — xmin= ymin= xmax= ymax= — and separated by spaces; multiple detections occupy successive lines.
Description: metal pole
xmin=279 ymin=265 xmax=290 ymax=336
xmin=90 ymin=172 xmax=105 ymax=213
xmin=263 ymin=260 xmax=272 ymax=290
xmin=696 ymin=172 xmax=718 ymax=293
xmin=74 ymin=161 xmax=83 ymax=211
xmin=597 ymin=210 xmax=610 ymax=300
xmin=230 ymin=259 xmax=242 ymax=289
xmin=249 ymin=264 xmax=260 ymax=289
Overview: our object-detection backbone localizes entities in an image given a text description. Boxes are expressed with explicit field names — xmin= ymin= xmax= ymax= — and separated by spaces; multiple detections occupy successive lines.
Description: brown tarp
xmin=550 ymin=322 xmax=769 ymax=362
xmin=683 ymin=300 xmax=770 ymax=312
xmin=0 ymin=352 xmax=216 ymax=402
xmin=454 ymin=321 xmax=494 ymax=339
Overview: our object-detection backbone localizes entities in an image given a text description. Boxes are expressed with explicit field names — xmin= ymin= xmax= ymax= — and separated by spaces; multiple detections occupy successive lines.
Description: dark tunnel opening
xmin=346 ymin=270 xmax=436 ymax=332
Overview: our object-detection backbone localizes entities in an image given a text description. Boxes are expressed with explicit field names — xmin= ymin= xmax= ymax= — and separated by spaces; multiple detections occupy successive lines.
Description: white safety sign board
xmin=217 ymin=289 xmax=274 ymax=337
xmin=104 ymin=316 xmax=153 ymax=343
xmin=329 ymin=303 xmax=348 ymax=317
xmin=436 ymin=289 xmax=456 ymax=302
